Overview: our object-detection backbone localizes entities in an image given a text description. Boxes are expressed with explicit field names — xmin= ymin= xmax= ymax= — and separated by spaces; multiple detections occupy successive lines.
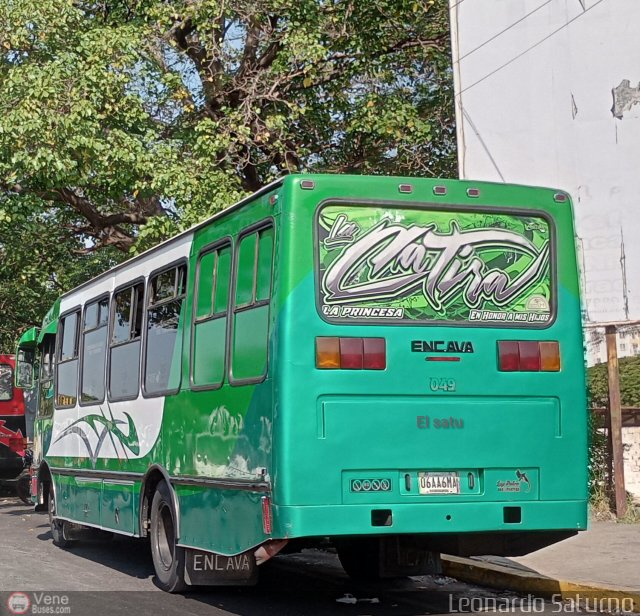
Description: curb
xmin=441 ymin=555 xmax=640 ymax=613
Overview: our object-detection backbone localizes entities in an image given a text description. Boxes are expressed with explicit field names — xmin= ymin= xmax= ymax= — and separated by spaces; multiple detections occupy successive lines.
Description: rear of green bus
xmin=272 ymin=175 xmax=586 ymax=573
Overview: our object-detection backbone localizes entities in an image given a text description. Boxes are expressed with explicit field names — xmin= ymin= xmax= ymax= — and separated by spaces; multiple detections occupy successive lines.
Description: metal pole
xmin=605 ymin=325 xmax=627 ymax=517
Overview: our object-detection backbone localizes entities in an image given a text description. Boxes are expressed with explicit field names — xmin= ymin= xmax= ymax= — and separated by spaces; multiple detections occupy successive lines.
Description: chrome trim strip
xmin=50 ymin=467 xmax=271 ymax=493
xmin=50 ymin=467 xmax=142 ymax=482
xmin=170 ymin=476 xmax=271 ymax=493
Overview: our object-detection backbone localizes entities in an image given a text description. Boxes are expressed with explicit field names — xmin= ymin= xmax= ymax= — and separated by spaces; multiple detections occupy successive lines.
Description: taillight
xmin=316 ymin=337 xmax=386 ymax=370
xmin=315 ymin=337 xmax=341 ymax=369
xmin=261 ymin=496 xmax=273 ymax=535
xmin=340 ymin=338 xmax=363 ymax=369
xmin=518 ymin=341 xmax=541 ymax=371
xmin=363 ymin=338 xmax=386 ymax=370
xmin=498 ymin=341 xmax=560 ymax=372
xmin=539 ymin=341 xmax=561 ymax=371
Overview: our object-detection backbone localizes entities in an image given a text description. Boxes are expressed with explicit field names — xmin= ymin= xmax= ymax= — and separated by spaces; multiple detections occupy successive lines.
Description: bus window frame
xmin=107 ymin=277 xmax=146 ymax=403
xmin=312 ymin=199 xmax=558 ymax=329
xmin=190 ymin=236 xmax=233 ymax=392
xmin=0 ymin=362 xmax=14 ymax=402
xmin=141 ymin=259 xmax=188 ymax=399
xmin=228 ymin=218 xmax=275 ymax=387
xmin=55 ymin=306 xmax=82 ymax=409
xmin=78 ymin=293 xmax=110 ymax=408
xmin=37 ymin=334 xmax=56 ymax=419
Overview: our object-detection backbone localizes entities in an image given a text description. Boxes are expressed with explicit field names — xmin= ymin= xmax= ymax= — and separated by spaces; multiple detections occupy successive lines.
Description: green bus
xmin=16 ymin=174 xmax=587 ymax=591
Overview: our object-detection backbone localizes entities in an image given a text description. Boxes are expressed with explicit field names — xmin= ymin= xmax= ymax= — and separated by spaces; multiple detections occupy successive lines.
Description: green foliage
xmin=0 ymin=0 xmax=455 ymax=346
xmin=0 ymin=201 xmax=123 ymax=352
xmin=587 ymin=356 xmax=640 ymax=408
xmin=587 ymin=356 xmax=640 ymax=518
xmin=1 ymin=0 xmax=454 ymax=250
xmin=587 ymin=410 xmax=609 ymax=501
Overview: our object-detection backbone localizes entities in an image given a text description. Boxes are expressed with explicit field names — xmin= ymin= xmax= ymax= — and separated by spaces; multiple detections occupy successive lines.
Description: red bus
xmin=0 ymin=355 xmax=27 ymax=487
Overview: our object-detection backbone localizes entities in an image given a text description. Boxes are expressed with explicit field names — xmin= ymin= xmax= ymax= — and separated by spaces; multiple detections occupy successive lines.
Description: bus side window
xmin=144 ymin=265 xmax=187 ymax=396
xmin=80 ymin=296 xmax=109 ymax=405
xmin=109 ymin=282 xmax=144 ymax=401
xmin=192 ymin=242 xmax=232 ymax=389
xmin=38 ymin=335 xmax=56 ymax=416
xmin=0 ymin=363 xmax=13 ymax=401
xmin=56 ymin=310 xmax=80 ymax=408
xmin=230 ymin=224 xmax=274 ymax=384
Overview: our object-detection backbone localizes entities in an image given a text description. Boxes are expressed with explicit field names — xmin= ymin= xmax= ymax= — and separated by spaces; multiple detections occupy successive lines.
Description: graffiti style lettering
xmin=324 ymin=214 xmax=360 ymax=247
xmin=322 ymin=218 xmax=549 ymax=313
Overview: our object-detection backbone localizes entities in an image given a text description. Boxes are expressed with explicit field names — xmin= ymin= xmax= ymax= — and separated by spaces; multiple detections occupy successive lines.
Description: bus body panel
xmin=273 ymin=175 xmax=587 ymax=544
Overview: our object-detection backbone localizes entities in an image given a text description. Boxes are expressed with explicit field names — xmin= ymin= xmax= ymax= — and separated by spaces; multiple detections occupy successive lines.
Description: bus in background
xmin=16 ymin=175 xmax=587 ymax=592
xmin=0 ymin=354 xmax=29 ymax=503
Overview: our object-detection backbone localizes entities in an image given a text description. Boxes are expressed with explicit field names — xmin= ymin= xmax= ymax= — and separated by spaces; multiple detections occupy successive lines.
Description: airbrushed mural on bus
xmin=16 ymin=175 xmax=587 ymax=592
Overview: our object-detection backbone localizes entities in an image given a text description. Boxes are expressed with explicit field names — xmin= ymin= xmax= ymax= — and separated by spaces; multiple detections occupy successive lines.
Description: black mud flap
xmin=184 ymin=548 xmax=258 ymax=586
xmin=380 ymin=536 xmax=442 ymax=578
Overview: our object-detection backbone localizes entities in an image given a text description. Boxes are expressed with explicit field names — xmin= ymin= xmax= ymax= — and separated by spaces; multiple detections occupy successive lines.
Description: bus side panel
xmin=162 ymin=191 xmax=280 ymax=555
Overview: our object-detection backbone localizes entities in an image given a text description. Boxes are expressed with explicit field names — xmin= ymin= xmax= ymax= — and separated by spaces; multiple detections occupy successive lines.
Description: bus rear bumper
xmin=272 ymin=500 xmax=587 ymax=557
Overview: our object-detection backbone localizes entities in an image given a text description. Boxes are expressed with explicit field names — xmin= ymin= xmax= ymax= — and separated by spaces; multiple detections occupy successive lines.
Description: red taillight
xmin=498 ymin=341 xmax=520 ymax=371
xmin=498 ymin=341 xmax=560 ymax=372
xmin=261 ymin=496 xmax=273 ymax=535
xmin=518 ymin=341 xmax=541 ymax=371
xmin=316 ymin=337 xmax=386 ymax=370
xmin=363 ymin=338 xmax=386 ymax=370
xmin=340 ymin=337 xmax=363 ymax=369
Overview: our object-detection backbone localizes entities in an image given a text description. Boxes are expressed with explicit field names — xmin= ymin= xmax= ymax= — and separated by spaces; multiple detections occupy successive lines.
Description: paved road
xmin=0 ymin=495 xmax=596 ymax=616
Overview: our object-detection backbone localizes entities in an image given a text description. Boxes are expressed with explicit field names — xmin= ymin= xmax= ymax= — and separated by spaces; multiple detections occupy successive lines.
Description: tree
xmin=0 ymin=201 xmax=122 ymax=352
xmin=0 ymin=0 xmax=455 ymax=253
xmin=587 ymin=355 xmax=640 ymax=408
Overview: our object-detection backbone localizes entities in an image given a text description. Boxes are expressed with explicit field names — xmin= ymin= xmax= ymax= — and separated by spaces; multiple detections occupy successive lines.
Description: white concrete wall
xmin=451 ymin=0 xmax=640 ymax=324
xmin=623 ymin=426 xmax=640 ymax=499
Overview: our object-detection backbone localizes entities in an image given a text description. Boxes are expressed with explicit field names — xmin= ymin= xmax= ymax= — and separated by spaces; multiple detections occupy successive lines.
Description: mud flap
xmin=379 ymin=536 xmax=442 ymax=578
xmin=184 ymin=548 xmax=258 ymax=586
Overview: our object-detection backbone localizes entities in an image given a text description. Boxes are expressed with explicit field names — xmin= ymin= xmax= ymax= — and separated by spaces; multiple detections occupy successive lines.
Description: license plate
xmin=418 ymin=472 xmax=460 ymax=495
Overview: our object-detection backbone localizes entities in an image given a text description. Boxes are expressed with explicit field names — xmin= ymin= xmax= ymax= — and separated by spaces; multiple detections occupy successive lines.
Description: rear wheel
xmin=48 ymin=489 xmax=72 ymax=548
xmin=16 ymin=470 xmax=30 ymax=505
xmin=336 ymin=538 xmax=382 ymax=581
xmin=150 ymin=482 xmax=187 ymax=593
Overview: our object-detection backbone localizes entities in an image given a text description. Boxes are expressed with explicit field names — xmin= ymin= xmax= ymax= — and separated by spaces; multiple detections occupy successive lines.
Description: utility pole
xmin=605 ymin=325 xmax=627 ymax=518
xmin=620 ymin=228 xmax=629 ymax=321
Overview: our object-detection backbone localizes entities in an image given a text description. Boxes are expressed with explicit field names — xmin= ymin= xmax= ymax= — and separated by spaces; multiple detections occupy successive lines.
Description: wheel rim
xmin=49 ymin=492 xmax=58 ymax=535
xmin=155 ymin=502 xmax=175 ymax=571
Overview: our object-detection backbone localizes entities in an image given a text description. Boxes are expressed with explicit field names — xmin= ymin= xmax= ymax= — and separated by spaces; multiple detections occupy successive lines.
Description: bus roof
xmin=57 ymin=178 xmax=285 ymax=302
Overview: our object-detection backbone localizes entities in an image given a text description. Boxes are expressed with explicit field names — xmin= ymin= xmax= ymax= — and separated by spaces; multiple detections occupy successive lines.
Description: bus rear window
xmin=316 ymin=203 xmax=553 ymax=327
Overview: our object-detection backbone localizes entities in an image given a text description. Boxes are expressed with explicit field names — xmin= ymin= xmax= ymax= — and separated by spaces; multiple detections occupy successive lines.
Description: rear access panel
xmin=316 ymin=396 xmax=568 ymax=502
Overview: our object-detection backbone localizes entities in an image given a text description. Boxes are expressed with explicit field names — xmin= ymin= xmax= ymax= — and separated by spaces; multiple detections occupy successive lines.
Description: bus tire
xmin=16 ymin=470 xmax=30 ymax=505
xmin=48 ymin=490 xmax=72 ymax=549
xmin=336 ymin=538 xmax=382 ymax=581
xmin=150 ymin=482 xmax=186 ymax=593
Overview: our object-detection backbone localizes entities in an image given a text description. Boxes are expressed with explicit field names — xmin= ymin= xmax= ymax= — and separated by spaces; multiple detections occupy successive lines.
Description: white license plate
xmin=418 ymin=472 xmax=460 ymax=495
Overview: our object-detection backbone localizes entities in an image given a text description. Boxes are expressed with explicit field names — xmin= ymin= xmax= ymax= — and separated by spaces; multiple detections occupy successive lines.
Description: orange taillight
xmin=315 ymin=337 xmax=341 ymax=369
xmin=539 ymin=341 xmax=561 ymax=372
